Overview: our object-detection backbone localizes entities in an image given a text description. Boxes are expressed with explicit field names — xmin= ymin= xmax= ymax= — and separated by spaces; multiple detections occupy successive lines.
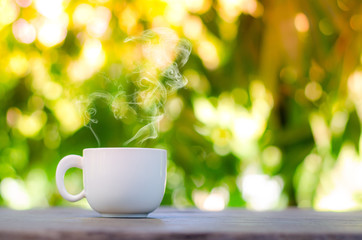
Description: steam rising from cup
xmin=77 ymin=28 xmax=192 ymax=146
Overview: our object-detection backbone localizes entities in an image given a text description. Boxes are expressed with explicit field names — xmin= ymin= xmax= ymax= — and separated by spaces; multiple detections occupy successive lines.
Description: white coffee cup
xmin=56 ymin=148 xmax=167 ymax=217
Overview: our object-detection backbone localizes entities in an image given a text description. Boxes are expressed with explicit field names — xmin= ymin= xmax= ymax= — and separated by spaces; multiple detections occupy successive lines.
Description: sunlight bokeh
xmin=0 ymin=0 xmax=362 ymax=212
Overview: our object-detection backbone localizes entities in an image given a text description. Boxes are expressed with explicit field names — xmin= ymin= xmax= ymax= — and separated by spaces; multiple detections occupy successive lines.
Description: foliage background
xmin=0 ymin=0 xmax=362 ymax=211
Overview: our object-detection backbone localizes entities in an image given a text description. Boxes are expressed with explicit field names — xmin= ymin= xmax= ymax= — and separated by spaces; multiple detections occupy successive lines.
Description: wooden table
xmin=1 ymin=207 xmax=362 ymax=239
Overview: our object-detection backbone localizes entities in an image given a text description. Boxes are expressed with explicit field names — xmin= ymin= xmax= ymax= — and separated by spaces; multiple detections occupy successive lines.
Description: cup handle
xmin=56 ymin=155 xmax=85 ymax=202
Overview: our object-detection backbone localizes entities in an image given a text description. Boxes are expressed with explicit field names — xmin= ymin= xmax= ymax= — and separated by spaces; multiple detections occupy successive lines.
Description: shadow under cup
xmin=56 ymin=148 xmax=167 ymax=218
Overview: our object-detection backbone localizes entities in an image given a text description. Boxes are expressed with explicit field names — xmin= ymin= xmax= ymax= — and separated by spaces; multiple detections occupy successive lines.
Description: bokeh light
xmin=0 ymin=0 xmax=362 ymax=212
xmin=15 ymin=0 xmax=32 ymax=8
xmin=12 ymin=19 xmax=36 ymax=44
xmin=0 ymin=0 xmax=19 ymax=29
xmin=35 ymin=0 xmax=64 ymax=19
xmin=36 ymin=15 xmax=68 ymax=47
xmin=294 ymin=13 xmax=309 ymax=33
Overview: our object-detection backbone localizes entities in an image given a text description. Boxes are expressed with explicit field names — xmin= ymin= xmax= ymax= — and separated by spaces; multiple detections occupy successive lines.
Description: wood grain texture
xmin=1 ymin=208 xmax=362 ymax=240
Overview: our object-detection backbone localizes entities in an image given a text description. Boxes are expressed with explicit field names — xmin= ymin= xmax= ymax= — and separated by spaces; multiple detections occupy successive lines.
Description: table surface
xmin=1 ymin=207 xmax=362 ymax=240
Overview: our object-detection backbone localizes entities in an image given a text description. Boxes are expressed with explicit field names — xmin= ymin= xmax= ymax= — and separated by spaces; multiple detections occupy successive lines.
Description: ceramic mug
xmin=56 ymin=148 xmax=167 ymax=217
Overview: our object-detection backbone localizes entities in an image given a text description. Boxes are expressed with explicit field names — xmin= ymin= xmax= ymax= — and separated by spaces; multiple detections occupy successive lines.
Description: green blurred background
xmin=1 ymin=0 xmax=362 ymax=211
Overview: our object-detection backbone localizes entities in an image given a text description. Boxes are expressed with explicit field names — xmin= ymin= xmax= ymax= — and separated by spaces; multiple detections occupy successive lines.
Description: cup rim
xmin=83 ymin=147 xmax=167 ymax=152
